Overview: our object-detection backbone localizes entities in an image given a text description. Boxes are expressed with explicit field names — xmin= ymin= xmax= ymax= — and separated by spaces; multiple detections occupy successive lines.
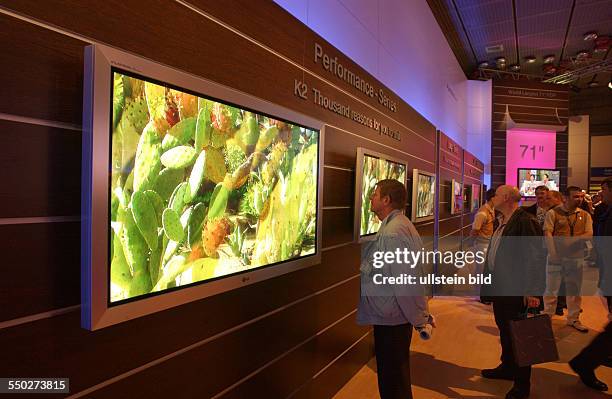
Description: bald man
xmin=481 ymin=185 xmax=546 ymax=399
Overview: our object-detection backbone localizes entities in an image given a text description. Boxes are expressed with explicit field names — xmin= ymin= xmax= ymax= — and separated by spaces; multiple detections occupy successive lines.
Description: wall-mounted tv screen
xmin=463 ymin=184 xmax=471 ymax=214
xmin=354 ymin=148 xmax=407 ymax=241
xmin=82 ymin=44 xmax=324 ymax=330
xmin=450 ymin=179 xmax=462 ymax=215
xmin=471 ymin=184 xmax=481 ymax=212
xmin=517 ymin=168 xmax=560 ymax=197
xmin=411 ymin=169 xmax=436 ymax=222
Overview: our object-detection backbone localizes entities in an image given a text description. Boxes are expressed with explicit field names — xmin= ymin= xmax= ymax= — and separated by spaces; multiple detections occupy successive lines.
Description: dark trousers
xmin=374 ymin=323 xmax=413 ymax=399
xmin=572 ymin=321 xmax=612 ymax=370
xmin=493 ymin=296 xmax=531 ymax=388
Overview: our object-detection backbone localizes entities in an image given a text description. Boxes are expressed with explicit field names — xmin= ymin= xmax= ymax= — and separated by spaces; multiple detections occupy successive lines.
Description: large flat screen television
xmin=450 ymin=179 xmax=462 ymax=215
xmin=517 ymin=168 xmax=560 ymax=197
xmin=411 ymin=169 xmax=436 ymax=222
xmin=354 ymin=148 xmax=407 ymax=241
xmin=82 ymin=44 xmax=324 ymax=330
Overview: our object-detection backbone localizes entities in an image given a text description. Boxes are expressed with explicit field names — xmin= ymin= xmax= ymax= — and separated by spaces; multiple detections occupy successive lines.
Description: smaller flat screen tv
xmin=471 ymin=184 xmax=481 ymax=213
xmin=517 ymin=168 xmax=560 ymax=197
xmin=463 ymin=184 xmax=471 ymax=214
xmin=411 ymin=169 xmax=435 ymax=222
xmin=354 ymin=148 xmax=407 ymax=241
xmin=450 ymin=179 xmax=462 ymax=215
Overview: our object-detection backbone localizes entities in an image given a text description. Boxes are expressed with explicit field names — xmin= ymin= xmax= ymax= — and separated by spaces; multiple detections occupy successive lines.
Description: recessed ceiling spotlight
xmin=609 ymin=80 xmax=612 ymax=90
xmin=584 ymin=32 xmax=598 ymax=41
xmin=576 ymin=50 xmax=590 ymax=59
xmin=509 ymin=64 xmax=521 ymax=71
xmin=478 ymin=61 xmax=489 ymax=68
xmin=524 ymin=56 xmax=536 ymax=63
xmin=543 ymin=54 xmax=555 ymax=64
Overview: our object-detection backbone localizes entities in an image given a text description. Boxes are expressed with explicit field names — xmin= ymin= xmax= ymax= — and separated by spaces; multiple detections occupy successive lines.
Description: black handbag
xmin=509 ymin=309 xmax=559 ymax=367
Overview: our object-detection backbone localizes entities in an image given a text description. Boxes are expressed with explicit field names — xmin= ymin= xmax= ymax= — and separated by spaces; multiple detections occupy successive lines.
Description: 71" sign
xmin=520 ymin=144 xmax=545 ymax=160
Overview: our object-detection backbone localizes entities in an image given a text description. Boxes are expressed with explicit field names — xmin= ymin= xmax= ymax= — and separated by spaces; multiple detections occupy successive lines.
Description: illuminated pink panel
xmin=506 ymin=129 xmax=556 ymax=186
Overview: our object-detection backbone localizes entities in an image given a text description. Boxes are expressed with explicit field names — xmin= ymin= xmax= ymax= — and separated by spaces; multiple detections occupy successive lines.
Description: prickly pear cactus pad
xmin=109 ymin=71 xmax=320 ymax=303
xmin=359 ymin=155 xmax=406 ymax=237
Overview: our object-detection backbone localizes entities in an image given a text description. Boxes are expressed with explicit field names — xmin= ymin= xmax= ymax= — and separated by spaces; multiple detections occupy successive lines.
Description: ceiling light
xmin=588 ymin=80 xmax=599 ymax=88
xmin=478 ymin=61 xmax=489 ymax=68
xmin=543 ymin=64 xmax=557 ymax=75
xmin=594 ymin=36 xmax=610 ymax=53
xmin=496 ymin=56 xmax=506 ymax=64
xmin=543 ymin=54 xmax=555 ymax=64
xmin=576 ymin=50 xmax=590 ymax=59
xmin=609 ymin=80 xmax=612 ymax=90
xmin=584 ymin=32 xmax=598 ymax=41
xmin=509 ymin=64 xmax=521 ymax=71
xmin=524 ymin=56 xmax=536 ymax=63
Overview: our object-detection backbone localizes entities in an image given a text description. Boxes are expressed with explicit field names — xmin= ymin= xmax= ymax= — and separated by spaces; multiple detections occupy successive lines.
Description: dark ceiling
xmin=428 ymin=0 xmax=612 ymax=89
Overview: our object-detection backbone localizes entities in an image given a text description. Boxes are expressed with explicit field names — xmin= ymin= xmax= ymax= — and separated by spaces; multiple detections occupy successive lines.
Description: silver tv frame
xmin=471 ymin=183 xmax=482 ymax=212
xmin=450 ymin=178 xmax=463 ymax=215
xmin=82 ymin=44 xmax=325 ymax=330
xmin=353 ymin=147 xmax=408 ymax=242
xmin=411 ymin=169 xmax=436 ymax=222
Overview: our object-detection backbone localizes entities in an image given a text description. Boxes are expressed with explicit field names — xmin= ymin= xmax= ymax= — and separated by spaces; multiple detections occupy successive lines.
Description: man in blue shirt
xmin=357 ymin=179 xmax=432 ymax=399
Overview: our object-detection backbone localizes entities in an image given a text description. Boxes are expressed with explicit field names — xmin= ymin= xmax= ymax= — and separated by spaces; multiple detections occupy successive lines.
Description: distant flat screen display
xmin=358 ymin=154 xmax=406 ymax=237
xmin=463 ymin=184 xmax=471 ymax=213
xmin=412 ymin=170 xmax=435 ymax=222
xmin=109 ymin=70 xmax=320 ymax=304
xmin=471 ymin=184 xmax=481 ymax=212
xmin=517 ymin=168 xmax=560 ymax=197
xmin=451 ymin=179 xmax=462 ymax=215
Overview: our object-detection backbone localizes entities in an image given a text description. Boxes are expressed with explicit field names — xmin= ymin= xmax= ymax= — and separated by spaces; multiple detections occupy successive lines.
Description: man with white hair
xmin=481 ymin=185 xmax=546 ymax=399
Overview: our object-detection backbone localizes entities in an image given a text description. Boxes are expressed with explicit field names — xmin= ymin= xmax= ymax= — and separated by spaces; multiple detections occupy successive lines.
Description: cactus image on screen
xmin=416 ymin=173 xmax=435 ymax=218
xmin=109 ymin=71 xmax=319 ymax=303
xmin=360 ymin=155 xmax=406 ymax=236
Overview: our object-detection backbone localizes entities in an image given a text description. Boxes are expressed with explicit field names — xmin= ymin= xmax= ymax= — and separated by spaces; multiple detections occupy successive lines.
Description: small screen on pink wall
xmin=505 ymin=129 xmax=556 ymax=187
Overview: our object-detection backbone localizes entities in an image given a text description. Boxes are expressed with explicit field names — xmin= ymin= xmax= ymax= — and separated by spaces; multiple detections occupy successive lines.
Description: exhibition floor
xmin=334 ymin=296 xmax=612 ymax=399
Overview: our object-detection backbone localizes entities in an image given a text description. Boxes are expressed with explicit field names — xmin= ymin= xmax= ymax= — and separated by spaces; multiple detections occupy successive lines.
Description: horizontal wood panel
xmin=0 ymin=243 xmax=360 ymax=389
xmin=322 ymin=208 xmax=354 ymax=248
xmin=219 ymin=314 xmax=369 ymax=399
xmin=463 ymin=151 xmax=483 ymax=171
xmin=438 ymin=216 xmax=462 ymax=237
xmin=493 ymin=79 xmax=570 ymax=92
xmin=188 ymin=0 xmax=436 ymax=144
xmin=493 ymin=104 xmax=569 ymax=116
xmin=324 ymin=125 xmax=434 ymax=172
xmin=89 ymin=277 xmax=360 ymax=398
xmin=463 ymin=175 xmax=482 ymax=185
xmin=290 ymin=331 xmax=373 ymax=399
xmin=493 ymin=87 xmax=569 ymax=104
xmin=1 ymin=1 xmax=433 ymax=154
xmin=416 ymin=222 xmax=435 ymax=239
xmin=0 ymin=222 xmax=80 ymax=322
xmin=0 ymin=120 xmax=81 ymax=218
xmin=492 ymin=113 xmax=569 ymax=124
xmin=0 ymin=13 xmax=86 ymax=124
xmin=493 ymin=96 xmax=569 ymax=110
xmin=323 ymin=167 xmax=354 ymax=208
xmin=439 ymin=132 xmax=462 ymax=159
